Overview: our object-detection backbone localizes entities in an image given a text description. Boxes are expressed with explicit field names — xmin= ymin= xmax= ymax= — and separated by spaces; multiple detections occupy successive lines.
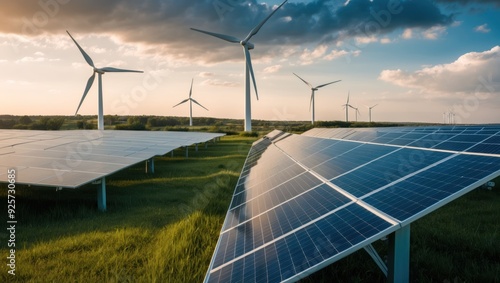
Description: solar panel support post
xmin=97 ymin=177 xmax=107 ymax=212
xmin=364 ymin=244 xmax=388 ymax=277
xmin=388 ymin=225 xmax=410 ymax=283
xmin=185 ymin=146 xmax=189 ymax=158
xmin=146 ymin=158 xmax=155 ymax=174
xmin=205 ymin=142 xmax=208 ymax=149
xmin=195 ymin=143 xmax=198 ymax=152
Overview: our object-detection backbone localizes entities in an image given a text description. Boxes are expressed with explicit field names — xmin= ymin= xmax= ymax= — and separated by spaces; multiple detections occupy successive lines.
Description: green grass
xmin=1 ymin=136 xmax=499 ymax=283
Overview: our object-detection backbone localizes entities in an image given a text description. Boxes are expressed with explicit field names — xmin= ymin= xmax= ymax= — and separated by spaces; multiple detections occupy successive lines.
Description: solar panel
xmin=0 ymin=129 xmax=224 ymax=188
xmin=205 ymin=125 xmax=500 ymax=283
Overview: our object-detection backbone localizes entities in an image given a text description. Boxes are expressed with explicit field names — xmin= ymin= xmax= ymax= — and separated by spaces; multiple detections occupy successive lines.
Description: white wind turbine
xmin=353 ymin=106 xmax=361 ymax=122
xmin=367 ymin=104 xmax=378 ymax=123
xmin=293 ymin=73 xmax=341 ymax=124
xmin=342 ymin=92 xmax=355 ymax=122
xmin=191 ymin=0 xmax=288 ymax=132
xmin=173 ymin=78 xmax=208 ymax=126
xmin=67 ymin=31 xmax=143 ymax=130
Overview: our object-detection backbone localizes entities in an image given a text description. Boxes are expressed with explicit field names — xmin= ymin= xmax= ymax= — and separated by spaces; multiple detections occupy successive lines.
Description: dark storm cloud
xmin=435 ymin=0 xmax=500 ymax=6
xmin=0 ymin=0 xmax=453 ymax=62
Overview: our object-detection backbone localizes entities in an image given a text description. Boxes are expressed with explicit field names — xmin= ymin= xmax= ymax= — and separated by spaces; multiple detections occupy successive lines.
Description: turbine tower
xmin=191 ymin=0 xmax=288 ymax=132
xmin=352 ymin=106 xmax=360 ymax=122
xmin=342 ymin=92 xmax=354 ymax=122
xmin=293 ymin=73 xmax=341 ymax=125
xmin=173 ymin=78 xmax=208 ymax=126
xmin=367 ymin=104 xmax=378 ymax=123
xmin=67 ymin=31 xmax=143 ymax=130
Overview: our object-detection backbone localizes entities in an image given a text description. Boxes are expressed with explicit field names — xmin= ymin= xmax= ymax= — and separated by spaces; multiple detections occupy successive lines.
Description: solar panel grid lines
xmin=0 ymin=130 xmax=224 ymax=188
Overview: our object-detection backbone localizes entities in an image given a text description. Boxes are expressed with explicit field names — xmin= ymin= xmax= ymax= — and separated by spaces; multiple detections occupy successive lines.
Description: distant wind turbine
xmin=342 ymin=92 xmax=355 ymax=122
xmin=293 ymin=73 xmax=341 ymax=124
xmin=367 ymin=104 xmax=378 ymax=123
xmin=191 ymin=0 xmax=288 ymax=132
xmin=173 ymin=78 xmax=208 ymax=126
xmin=67 ymin=31 xmax=143 ymax=130
xmin=353 ymin=106 xmax=361 ymax=122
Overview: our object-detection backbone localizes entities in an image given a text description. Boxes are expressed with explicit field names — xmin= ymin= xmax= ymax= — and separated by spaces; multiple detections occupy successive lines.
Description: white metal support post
xmin=388 ymin=225 xmax=410 ymax=283
xmin=97 ymin=177 xmax=106 ymax=212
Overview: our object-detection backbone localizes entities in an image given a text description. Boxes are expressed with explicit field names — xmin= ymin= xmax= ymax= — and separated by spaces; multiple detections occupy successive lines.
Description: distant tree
xmin=19 ymin=116 xmax=32 ymax=125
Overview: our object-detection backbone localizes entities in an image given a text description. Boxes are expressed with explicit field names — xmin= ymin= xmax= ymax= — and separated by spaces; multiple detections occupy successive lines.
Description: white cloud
xmin=422 ymin=26 xmax=446 ymax=40
xmin=475 ymin=24 xmax=491 ymax=33
xmin=355 ymin=36 xmax=378 ymax=45
xmin=263 ymin=65 xmax=282 ymax=74
xmin=34 ymin=51 xmax=44 ymax=57
xmin=379 ymin=46 xmax=500 ymax=96
xmin=300 ymin=45 xmax=328 ymax=65
xmin=198 ymin=72 xmax=214 ymax=78
xmin=402 ymin=28 xmax=413 ymax=39
xmin=201 ymin=79 xmax=239 ymax=87
xmin=90 ymin=46 xmax=107 ymax=54
xmin=380 ymin=38 xmax=392 ymax=44
xmin=324 ymin=49 xmax=361 ymax=61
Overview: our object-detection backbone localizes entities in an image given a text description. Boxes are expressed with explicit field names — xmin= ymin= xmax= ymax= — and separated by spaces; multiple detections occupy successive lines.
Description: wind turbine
xmin=173 ymin=78 xmax=208 ymax=126
xmin=67 ymin=31 xmax=143 ymax=130
xmin=191 ymin=0 xmax=288 ymax=132
xmin=293 ymin=73 xmax=341 ymax=124
xmin=367 ymin=104 xmax=378 ymax=123
xmin=352 ymin=106 xmax=361 ymax=122
xmin=342 ymin=92 xmax=355 ymax=122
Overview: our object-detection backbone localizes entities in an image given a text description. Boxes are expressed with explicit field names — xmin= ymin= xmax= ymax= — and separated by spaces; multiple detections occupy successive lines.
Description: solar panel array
xmin=0 ymin=130 xmax=224 ymax=188
xmin=205 ymin=126 xmax=500 ymax=283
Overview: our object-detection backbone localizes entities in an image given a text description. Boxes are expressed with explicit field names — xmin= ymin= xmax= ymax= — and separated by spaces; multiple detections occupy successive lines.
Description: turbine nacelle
xmin=94 ymin=69 xmax=105 ymax=75
xmin=241 ymin=41 xmax=255 ymax=50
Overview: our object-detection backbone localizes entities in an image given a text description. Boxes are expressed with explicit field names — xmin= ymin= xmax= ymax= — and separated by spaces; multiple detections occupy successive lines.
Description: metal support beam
xmin=97 ymin=177 xmax=106 ymax=212
xmin=195 ymin=143 xmax=198 ymax=152
xmin=171 ymin=150 xmax=174 ymax=157
xmin=205 ymin=142 xmax=208 ymax=149
xmin=388 ymin=225 xmax=410 ymax=283
xmin=364 ymin=244 xmax=388 ymax=277
xmin=146 ymin=158 xmax=155 ymax=174
xmin=185 ymin=146 xmax=189 ymax=158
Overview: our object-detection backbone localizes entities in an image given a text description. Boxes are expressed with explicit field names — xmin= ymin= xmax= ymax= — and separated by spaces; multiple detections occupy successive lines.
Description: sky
xmin=0 ymin=0 xmax=499 ymax=124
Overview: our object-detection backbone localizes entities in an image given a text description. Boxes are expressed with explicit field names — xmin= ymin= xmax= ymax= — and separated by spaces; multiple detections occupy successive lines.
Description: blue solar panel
xmin=363 ymin=154 xmax=500 ymax=222
xmin=331 ymin=148 xmax=452 ymax=197
xmin=205 ymin=126 xmax=500 ymax=283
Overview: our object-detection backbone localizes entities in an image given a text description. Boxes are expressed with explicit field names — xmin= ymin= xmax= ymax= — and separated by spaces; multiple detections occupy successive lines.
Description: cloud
xmin=201 ymin=79 xmax=239 ymax=87
xmin=379 ymin=46 xmax=500 ymax=96
xmin=402 ymin=28 xmax=413 ymax=39
xmin=435 ymin=0 xmax=500 ymax=7
xmin=324 ymin=49 xmax=361 ymax=61
xmin=300 ymin=45 xmax=327 ymax=65
xmin=475 ymin=24 xmax=491 ymax=33
xmin=199 ymin=72 xmax=215 ymax=78
xmin=0 ymin=0 xmax=453 ymax=64
xmin=422 ymin=26 xmax=447 ymax=39
xmin=263 ymin=65 xmax=282 ymax=74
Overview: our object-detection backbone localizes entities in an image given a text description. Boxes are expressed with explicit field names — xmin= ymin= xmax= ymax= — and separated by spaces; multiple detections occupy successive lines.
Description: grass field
xmin=1 ymin=135 xmax=499 ymax=283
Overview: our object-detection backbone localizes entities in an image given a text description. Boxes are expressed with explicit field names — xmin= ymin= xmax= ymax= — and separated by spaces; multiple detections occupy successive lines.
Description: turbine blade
xmin=347 ymin=92 xmax=350 ymax=103
xmin=100 ymin=67 xmax=143 ymax=73
xmin=66 ymin=30 xmax=95 ymax=68
xmin=309 ymin=93 xmax=314 ymax=112
xmin=293 ymin=73 xmax=313 ymax=89
xmin=244 ymin=0 xmax=288 ymax=42
xmin=191 ymin=99 xmax=209 ymax=111
xmin=173 ymin=99 xmax=189 ymax=108
xmin=349 ymin=105 xmax=356 ymax=110
xmin=75 ymin=72 xmax=96 ymax=115
xmin=189 ymin=78 xmax=194 ymax=98
xmin=371 ymin=104 xmax=378 ymax=109
xmin=244 ymin=46 xmax=259 ymax=100
xmin=316 ymin=80 xmax=341 ymax=89
xmin=190 ymin=28 xmax=240 ymax=43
